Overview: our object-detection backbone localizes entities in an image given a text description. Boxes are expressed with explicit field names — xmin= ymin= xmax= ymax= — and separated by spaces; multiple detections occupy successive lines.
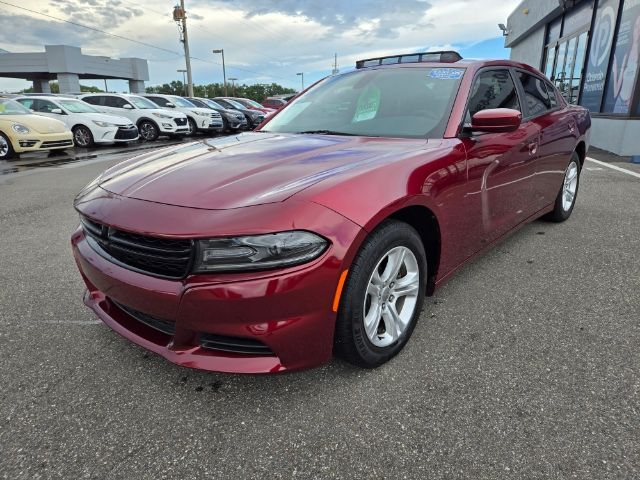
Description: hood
xmin=189 ymin=107 xmax=215 ymax=116
xmin=149 ymin=108 xmax=186 ymax=118
xmin=97 ymin=132 xmax=431 ymax=210
xmin=16 ymin=114 xmax=68 ymax=134
xmin=87 ymin=113 xmax=133 ymax=125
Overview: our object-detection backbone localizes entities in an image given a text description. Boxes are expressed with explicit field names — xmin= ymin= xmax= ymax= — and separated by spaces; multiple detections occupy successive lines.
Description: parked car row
xmin=0 ymin=92 xmax=285 ymax=160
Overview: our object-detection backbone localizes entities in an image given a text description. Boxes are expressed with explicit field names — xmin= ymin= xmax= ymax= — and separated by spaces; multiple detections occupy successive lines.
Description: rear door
xmin=460 ymin=68 xmax=541 ymax=244
xmin=514 ymin=72 xmax=575 ymax=210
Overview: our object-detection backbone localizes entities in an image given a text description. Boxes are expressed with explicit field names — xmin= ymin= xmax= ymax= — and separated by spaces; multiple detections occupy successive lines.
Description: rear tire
xmin=0 ymin=132 xmax=15 ymax=160
xmin=334 ymin=220 xmax=427 ymax=368
xmin=138 ymin=120 xmax=159 ymax=141
xmin=544 ymin=152 xmax=581 ymax=222
xmin=73 ymin=125 xmax=94 ymax=148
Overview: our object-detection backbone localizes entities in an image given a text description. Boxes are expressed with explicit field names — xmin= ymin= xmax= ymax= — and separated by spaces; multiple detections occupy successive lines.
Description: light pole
xmin=212 ymin=49 xmax=227 ymax=96
xmin=296 ymin=72 xmax=304 ymax=91
xmin=228 ymin=77 xmax=238 ymax=97
xmin=177 ymin=69 xmax=187 ymax=95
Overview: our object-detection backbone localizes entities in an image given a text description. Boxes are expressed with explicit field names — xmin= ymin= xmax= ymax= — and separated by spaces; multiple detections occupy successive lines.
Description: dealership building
xmin=506 ymin=0 xmax=640 ymax=156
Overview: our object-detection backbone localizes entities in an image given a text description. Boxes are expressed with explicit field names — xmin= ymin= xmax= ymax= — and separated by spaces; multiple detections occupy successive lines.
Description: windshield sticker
xmin=429 ymin=69 xmax=464 ymax=80
xmin=352 ymin=85 xmax=381 ymax=123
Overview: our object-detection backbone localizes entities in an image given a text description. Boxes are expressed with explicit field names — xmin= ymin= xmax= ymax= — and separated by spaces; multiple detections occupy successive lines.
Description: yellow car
xmin=0 ymin=98 xmax=74 ymax=160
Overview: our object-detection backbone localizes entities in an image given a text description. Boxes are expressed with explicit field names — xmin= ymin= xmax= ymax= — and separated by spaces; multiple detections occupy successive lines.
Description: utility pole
xmin=229 ymin=77 xmax=238 ymax=96
xmin=332 ymin=53 xmax=339 ymax=75
xmin=212 ymin=49 xmax=227 ymax=96
xmin=173 ymin=1 xmax=194 ymax=97
xmin=177 ymin=69 xmax=187 ymax=95
xmin=296 ymin=72 xmax=304 ymax=91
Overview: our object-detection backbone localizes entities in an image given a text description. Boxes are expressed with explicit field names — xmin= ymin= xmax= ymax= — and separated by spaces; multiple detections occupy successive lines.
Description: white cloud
xmin=0 ymin=0 xmax=519 ymax=92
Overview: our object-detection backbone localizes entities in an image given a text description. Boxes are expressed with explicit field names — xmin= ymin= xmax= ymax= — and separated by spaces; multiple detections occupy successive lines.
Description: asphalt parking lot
xmin=0 ymin=139 xmax=638 ymax=479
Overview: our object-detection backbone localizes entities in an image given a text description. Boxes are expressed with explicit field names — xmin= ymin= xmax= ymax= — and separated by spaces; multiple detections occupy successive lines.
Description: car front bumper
xmin=71 ymin=191 xmax=363 ymax=373
xmin=12 ymin=131 xmax=74 ymax=153
xmin=93 ymin=125 xmax=139 ymax=144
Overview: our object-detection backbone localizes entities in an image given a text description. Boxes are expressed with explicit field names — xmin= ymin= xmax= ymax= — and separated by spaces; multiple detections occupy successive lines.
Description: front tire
xmin=0 ymin=132 xmax=15 ymax=160
xmin=544 ymin=152 xmax=581 ymax=222
xmin=187 ymin=118 xmax=198 ymax=136
xmin=334 ymin=220 xmax=427 ymax=368
xmin=73 ymin=125 xmax=94 ymax=148
xmin=138 ymin=120 xmax=159 ymax=141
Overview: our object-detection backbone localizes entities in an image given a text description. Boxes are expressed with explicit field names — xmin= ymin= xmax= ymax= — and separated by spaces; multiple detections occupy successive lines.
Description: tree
xmin=20 ymin=83 xmax=103 ymax=94
xmin=146 ymin=82 xmax=296 ymax=101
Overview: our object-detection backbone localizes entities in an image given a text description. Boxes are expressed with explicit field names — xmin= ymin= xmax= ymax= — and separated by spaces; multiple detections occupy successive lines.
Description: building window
xmin=545 ymin=30 xmax=589 ymax=105
xmin=602 ymin=0 xmax=640 ymax=114
xmin=580 ymin=0 xmax=621 ymax=112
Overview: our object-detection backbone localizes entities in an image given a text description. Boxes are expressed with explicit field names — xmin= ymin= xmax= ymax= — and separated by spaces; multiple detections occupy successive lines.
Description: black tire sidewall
xmin=187 ymin=118 xmax=197 ymax=136
xmin=335 ymin=220 xmax=427 ymax=368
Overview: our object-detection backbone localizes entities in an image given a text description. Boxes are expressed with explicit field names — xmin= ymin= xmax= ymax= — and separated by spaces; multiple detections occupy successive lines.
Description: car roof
xmin=353 ymin=58 xmax=545 ymax=77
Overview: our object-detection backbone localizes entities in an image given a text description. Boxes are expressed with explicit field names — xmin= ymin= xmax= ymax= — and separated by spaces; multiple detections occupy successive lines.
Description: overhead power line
xmin=0 ymin=0 xmax=292 ymax=83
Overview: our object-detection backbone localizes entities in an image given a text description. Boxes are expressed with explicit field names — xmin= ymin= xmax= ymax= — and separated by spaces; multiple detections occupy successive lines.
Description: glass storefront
xmin=542 ymin=0 xmax=640 ymax=117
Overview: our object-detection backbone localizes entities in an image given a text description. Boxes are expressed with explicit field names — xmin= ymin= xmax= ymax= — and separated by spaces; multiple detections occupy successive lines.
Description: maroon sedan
xmin=71 ymin=51 xmax=590 ymax=373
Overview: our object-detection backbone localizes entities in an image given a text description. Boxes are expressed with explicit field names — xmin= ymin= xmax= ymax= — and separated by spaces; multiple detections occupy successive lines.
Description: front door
xmin=460 ymin=68 xmax=540 ymax=246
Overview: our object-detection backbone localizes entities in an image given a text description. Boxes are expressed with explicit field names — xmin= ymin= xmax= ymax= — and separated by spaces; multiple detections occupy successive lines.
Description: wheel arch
xmin=359 ymin=203 xmax=442 ymax=296
xmin=136 ymin=117 xmax=159 ymax=129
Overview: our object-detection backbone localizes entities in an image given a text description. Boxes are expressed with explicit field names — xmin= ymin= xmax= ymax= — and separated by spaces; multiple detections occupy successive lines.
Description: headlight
xmin=152 ymin=112 xmax=173 ymax=119
xmin=12 ymin=124 xmax=30 ymax=134
xmin=194 ymin=231 xmax=328 ymax=273
xmin=93 ymin=120 xmax=116 ymax=127
xmin=194 ymin=110 xmax=209 ymax=117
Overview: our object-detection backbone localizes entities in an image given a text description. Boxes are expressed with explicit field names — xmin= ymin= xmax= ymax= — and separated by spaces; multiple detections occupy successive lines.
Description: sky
xmin=0 ymin=0 xmax=520 ymax=93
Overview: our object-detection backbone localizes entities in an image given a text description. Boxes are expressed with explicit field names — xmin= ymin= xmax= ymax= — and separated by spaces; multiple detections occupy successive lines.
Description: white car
xmin=14 ymin=96 xmax=138 ymax=148
xmin=79 ymin=93 xmax=189 ymax=141
xmin=141 ymin=94 xmax=224 ymax=136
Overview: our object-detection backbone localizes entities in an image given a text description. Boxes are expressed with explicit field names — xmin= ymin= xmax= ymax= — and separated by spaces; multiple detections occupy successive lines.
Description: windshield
xmin=203 ymin=99 xmax=224 ymax=109
xmin=238 ymin=98 xmax=263 ymax=108
xmin=128 ymin=96 xmax=158 ymax=109
xmin=59 ymin=99 xmax=100 ymax=114
xmin=219 ymin=98 xmax=245 ymax=110
xmin=262 ymin=67 xmax=464 ymax=138
xmin=0 ymin=99 xmax=30 ymax=115
xmin=171 ymin=97 xmax=196 ymax=107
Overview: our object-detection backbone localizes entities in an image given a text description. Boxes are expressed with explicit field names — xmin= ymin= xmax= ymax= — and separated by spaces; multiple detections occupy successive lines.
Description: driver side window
xmin=466 ymin=69 xmax=521 ymax=123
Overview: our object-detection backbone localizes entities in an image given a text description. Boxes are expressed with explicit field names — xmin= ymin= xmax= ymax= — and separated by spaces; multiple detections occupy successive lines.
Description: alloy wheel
xmin=0 ymin=136 xmax=8 ymax=158
xmin=140 ymin=122 xmax=157 ymax=141
xmin=562 ymin=161 xmax=579 ymax=212
xmin=74 ymin=127 xmax=92 ymax=147
xmin=363 ymin=246 xmax=420 ymax=347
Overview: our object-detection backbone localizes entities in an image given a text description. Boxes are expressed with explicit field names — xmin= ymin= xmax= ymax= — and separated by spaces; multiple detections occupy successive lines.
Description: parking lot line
xmin=586 ymin=157 xmax=640 ymax=179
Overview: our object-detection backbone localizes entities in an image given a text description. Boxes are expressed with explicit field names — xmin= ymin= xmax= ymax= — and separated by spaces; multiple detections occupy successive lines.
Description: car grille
xmin=111 ymin=299 xmax=274 ymax=356
xmin=174 ymin=117 xmax=187 ymax=126
xmin=81 ymin=216 xmax=194 ymax=279
xmin=210 ymin=112 xmax=221 ymax=119
xmin=41 ymin=140 xmax=73 ymax=148
xmin=112 ymin=299 xmax=176 ymax=335
xmin=114 ymin=125 xmax=138 ymax=140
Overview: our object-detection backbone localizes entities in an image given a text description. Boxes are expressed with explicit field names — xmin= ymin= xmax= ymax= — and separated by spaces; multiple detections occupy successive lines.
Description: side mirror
xmin=51 ymin=108 xmax=63 ymax=114
xmin=470 ymin=108 xmax=521 ymax=133
xmin=123 ymin=104 xmax=133 ymax=109
xmin=165 ymin=102 xmax=176 ymax=108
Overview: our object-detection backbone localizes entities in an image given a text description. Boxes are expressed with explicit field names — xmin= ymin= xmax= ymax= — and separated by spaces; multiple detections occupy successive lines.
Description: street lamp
xmin=177 ymin=69 xmax=187 ymax=95
xmin=228 ymin=77 xmax=238 ymax=97
xmin=212 ymin=49 xmax=227 ymax=96
xmin=296 ymin=72 xmax=304 ymax=91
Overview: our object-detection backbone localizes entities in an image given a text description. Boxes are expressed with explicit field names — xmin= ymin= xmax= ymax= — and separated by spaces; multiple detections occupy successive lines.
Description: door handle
xmin=528 ymin=142 xmax=538 ymax=155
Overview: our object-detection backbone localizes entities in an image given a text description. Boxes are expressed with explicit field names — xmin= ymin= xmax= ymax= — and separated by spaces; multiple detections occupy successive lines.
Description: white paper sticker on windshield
xmin=352 ymin=85 xmax=381 ymax=123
